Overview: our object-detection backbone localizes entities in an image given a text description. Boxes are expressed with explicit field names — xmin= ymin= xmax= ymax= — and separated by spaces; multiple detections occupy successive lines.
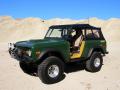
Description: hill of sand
xmin=0 ymin=16 xmax=120 ymax=90
xmin=0 ymin=16 xmax=120 ymax=43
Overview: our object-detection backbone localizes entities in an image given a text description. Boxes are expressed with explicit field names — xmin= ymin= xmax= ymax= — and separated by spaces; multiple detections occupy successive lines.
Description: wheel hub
xmin=48 ymin=65 xmax=59 ymax=78
xmin=94 ymin=58 xmax=101 ymax=67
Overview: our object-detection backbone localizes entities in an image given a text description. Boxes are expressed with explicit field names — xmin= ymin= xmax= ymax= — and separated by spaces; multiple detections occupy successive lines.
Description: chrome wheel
xmin=94 ymin=58 xmax=101 ymax=67
xmin=48 ymin=65 xmax=59 ymax=78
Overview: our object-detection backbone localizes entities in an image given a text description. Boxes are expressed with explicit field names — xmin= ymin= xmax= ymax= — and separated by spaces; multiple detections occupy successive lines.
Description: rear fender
xmin=87 ymin=47 xmax=104 ymax=58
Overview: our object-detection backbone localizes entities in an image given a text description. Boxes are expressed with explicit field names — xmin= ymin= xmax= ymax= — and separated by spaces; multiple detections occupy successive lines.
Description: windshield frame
xmin=45 ymin=28 xmax=69 ymax=39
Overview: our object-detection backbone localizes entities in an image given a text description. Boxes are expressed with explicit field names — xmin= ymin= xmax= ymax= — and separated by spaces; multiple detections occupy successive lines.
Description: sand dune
xmin=0 ymin=16 xmax=120 ymax=42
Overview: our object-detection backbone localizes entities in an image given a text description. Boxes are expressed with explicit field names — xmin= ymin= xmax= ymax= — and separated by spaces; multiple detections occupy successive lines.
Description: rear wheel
xmin=86 ymin=52 xmax=103 ymax=72
xmin=38 ymin=56 xmax=64 ymax=84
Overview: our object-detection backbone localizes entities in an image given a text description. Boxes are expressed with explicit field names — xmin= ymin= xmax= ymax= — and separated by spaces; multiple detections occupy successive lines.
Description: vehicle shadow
xmin=65 ymin=62 xmax=86 ymax=73
xmin=21 ymin=62 xmax=86 ymax=77
xmin=20 ymin=62 xmax=86 ymax=84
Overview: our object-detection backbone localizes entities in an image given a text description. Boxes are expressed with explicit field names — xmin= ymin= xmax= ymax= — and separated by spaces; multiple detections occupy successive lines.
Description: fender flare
xmin=38 ymin=48 xmax=65 ymax=62
xmin=87 ymin=46 xmax=104 ymax=58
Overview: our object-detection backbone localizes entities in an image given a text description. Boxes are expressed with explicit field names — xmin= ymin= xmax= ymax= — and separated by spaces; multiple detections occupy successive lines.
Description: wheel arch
xmin=87 ymin=47 xmax=105 ymax=58
xmin=36 ymin=49 xmax=66 ymax=64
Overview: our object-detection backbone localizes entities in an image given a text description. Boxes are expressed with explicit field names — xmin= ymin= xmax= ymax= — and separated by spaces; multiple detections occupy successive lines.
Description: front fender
xmin=37 ymin=48 xmax=67 ymax=63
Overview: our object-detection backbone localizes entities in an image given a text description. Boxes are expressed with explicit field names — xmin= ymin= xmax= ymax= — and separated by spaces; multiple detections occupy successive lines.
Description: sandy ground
xmin=0 ymin=42 xmax=120 ymax=90
xmin=0 ymin=16 xmax=120 ymax=90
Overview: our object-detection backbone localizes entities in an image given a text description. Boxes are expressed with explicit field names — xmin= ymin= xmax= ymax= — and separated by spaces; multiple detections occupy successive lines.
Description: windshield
xmin=45 ymin=28 xmax=68 ymax=38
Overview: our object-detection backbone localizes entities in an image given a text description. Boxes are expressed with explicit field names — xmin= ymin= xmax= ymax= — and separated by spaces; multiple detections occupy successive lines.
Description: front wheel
xmin=38 ymin=56 xmax=64 ymax=84
xmin=86 ymin=52 xmax=103 ymax=72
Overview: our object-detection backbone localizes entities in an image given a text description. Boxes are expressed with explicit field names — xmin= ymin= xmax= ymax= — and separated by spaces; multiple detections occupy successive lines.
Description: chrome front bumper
xmin=8 ymin=43 xmax=33 ymax=63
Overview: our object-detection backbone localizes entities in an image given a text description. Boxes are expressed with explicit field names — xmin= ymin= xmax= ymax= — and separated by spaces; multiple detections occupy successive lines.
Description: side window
xmin=92 ymin=30 xmax=100 ymax=39
xmin=86 ymin=29 xmax=94 ymax=40
xmin=62 ymin=29 xmax=68 ymax=36
xmin=85 ymin=29 xmax=101 ymax=40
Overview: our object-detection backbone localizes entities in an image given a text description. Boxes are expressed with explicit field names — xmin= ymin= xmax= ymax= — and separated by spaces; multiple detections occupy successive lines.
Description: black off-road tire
xmin=19 ymin=62 xmax=37 ymax=76
xmin=86 ymin=52 xmax=103 ymax=72
xmin=38 ymin=56 xmax=64 ymax=84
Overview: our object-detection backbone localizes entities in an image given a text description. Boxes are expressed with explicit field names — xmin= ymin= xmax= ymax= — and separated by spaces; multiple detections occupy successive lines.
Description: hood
xmin=15 ymin=38 xmax=66 ymax=48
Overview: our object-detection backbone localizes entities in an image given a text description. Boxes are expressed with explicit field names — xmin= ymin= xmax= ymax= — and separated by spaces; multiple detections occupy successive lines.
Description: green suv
xmin=9 ymin=24 xmax=108 ymax=84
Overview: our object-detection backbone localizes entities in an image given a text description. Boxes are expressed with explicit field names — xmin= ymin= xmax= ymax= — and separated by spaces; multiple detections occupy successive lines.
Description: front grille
xmin=9 ymin=47 xmax=33 ymax=62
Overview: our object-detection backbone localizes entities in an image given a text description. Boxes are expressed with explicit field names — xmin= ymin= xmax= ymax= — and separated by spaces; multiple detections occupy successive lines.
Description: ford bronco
xmin=9 ymin=24 xmax=108 ymax=84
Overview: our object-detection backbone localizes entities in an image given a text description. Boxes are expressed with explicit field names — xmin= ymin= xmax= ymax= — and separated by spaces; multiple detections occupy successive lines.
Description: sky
xmin=0 ymin=0 xmax=120 ymax=20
